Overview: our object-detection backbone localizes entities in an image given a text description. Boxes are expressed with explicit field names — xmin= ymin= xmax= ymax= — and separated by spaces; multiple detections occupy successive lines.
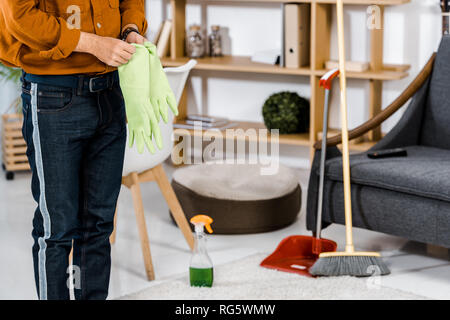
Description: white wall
xmin=146 ymin=0 xmax=442 ymax=167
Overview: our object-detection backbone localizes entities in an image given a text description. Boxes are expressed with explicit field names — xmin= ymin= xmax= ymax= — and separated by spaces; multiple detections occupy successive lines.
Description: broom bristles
xmin=310 ymin=255 xmax=390 ymax=277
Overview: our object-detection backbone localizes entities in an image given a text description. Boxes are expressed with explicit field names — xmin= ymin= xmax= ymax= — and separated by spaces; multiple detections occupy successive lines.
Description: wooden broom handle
xmin=337 ymin=0 xmax=354 ymax=253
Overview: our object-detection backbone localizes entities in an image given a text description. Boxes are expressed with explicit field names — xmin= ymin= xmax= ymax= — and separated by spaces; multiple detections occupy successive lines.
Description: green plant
xmin=262 ymin=91 xmax=310 ymax=134
xmin=0 ymin=63 xmax=21 ymax=85
xmin=0 ymin=63 xmax=22 ymax=113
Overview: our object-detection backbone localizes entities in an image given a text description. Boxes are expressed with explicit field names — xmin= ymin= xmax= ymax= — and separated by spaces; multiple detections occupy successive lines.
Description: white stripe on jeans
xmin=30 ymin=83 xmax=51 ymax=300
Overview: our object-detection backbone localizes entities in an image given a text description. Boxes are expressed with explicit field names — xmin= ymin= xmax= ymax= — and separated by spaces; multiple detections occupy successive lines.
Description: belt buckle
xmin=89 ymin=76 xmax=104 ymax=93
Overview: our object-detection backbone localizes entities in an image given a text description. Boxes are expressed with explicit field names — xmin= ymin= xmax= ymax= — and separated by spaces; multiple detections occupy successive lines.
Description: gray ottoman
xmin=171 ymin=163 xmax=301 ymax=234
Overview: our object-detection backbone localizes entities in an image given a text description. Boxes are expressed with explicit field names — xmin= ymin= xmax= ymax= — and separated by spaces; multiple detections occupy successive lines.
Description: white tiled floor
xmin=0 ymin=163 xmax=449 ymax=300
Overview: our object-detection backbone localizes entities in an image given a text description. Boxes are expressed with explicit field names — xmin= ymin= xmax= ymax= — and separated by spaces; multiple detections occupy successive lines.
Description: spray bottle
xmin=189 ymin=215 xmax=214 ymax=287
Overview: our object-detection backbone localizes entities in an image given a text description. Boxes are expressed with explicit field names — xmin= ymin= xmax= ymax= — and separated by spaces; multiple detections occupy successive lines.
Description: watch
xmin=121 ymin=27 xmax=140 ymax=41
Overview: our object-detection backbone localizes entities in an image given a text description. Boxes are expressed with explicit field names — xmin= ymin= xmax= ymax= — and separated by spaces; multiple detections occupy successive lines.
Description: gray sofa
xmin=306 ymin=36 xmax=450 ymax=248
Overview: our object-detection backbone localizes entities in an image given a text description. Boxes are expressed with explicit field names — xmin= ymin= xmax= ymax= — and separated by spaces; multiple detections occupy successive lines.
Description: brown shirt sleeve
xmin=119 ymin=0 xmax=148 ymax=35
xmin=1 ymin=1 xmax=81 ymax=61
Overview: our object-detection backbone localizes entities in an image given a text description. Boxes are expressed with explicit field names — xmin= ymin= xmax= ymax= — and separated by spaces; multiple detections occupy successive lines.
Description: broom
xmin=310 ymin=0 xmax=390 ymax=277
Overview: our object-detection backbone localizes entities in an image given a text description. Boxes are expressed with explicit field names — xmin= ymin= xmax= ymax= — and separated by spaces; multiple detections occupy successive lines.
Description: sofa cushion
xmin=325 ymin=146 xmax=450 ymax=203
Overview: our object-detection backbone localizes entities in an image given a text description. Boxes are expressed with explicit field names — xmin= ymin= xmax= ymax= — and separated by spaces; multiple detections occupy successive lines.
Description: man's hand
xmin=122 ymin=24 xmax=148 ymax=44
xmin=75 ymin=32 xmax=136 ymax=67
xmin=125 ymin=31 xmax=147 ymax=45
xmin=92 ymin=36 xmax=136 ymax=66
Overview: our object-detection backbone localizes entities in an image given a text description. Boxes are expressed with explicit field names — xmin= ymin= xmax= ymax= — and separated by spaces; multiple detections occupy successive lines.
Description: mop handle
xmin=317 ymin=68 xmax=340 ymax=238
xmin=336 ymin=0 xmax=355 ymax=253
xmin=316 ymin=89 xmax=329 ymax=239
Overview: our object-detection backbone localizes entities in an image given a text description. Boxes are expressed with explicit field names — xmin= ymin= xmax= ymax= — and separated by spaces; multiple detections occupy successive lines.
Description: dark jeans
xmin=21 ymin=72 xmax=126 ymax=300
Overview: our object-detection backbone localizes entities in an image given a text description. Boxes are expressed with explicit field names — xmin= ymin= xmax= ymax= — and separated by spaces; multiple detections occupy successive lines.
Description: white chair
xmin=111 ymin=60 xmax=197 ymax=281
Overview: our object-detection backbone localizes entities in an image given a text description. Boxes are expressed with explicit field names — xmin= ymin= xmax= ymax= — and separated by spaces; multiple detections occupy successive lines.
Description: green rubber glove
xmin=144 ymin=42 xmax=179 ymax=123
xmin=118 ymin=44 xmax=163 ymax=153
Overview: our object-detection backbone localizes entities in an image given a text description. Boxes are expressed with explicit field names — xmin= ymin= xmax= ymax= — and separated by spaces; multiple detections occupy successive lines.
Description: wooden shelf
xmin=163 ymin=56 xmax=311 ymax=76
xmin=205 ymin=0 xmax=312 ymax=3
xmin=163 ymin=56 xmax=409 ymax=80
xmin=174 ymin=120 xmax=310 ymax=147
xmin=316 ymin=0 xmax=410 ymax=5
xmin=315 ymin=64 xmax=410 ymax=80
xmin=195 ymin=0 xmax=409 ymax=5
xmin=173 ymin=120 xmax=375 ymax=151
xmin=383 ymin=63 xmax=411 ymax=72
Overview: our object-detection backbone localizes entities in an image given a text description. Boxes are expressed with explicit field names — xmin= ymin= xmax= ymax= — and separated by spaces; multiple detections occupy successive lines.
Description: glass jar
xmin=186 ymin=25 xmax=205 ymax=58
xmin=208 ymin=25 xmax=222 ymax=57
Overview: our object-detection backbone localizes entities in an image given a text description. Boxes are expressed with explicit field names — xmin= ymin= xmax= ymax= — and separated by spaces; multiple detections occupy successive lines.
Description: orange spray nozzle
xmin=190 ymin=215 xmax=213 ymax=233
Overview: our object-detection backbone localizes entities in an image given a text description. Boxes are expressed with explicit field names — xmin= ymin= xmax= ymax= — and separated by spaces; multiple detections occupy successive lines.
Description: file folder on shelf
xmin=284 ymin=4 xmax=310 ymax=69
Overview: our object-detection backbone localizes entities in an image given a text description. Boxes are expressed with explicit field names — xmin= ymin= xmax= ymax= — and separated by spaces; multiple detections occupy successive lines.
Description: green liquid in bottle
xmin=190 ymin=267 xmax=213 ymax=287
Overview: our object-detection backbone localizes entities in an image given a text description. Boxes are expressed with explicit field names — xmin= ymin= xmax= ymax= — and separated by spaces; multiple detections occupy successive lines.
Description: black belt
xmin=22 ymin=71 xmax=120 ymax=95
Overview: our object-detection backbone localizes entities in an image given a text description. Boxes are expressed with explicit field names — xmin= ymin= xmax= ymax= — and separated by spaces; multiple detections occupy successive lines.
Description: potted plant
xmin=1 ymin=63 xmax=29 ymax=180
xmin=262 ymin=91 xmax=310 ymax=134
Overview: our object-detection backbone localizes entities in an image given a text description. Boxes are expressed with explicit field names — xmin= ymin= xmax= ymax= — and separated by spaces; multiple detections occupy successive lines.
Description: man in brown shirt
xmin=0 ymin=1 xmax=147 ymax=300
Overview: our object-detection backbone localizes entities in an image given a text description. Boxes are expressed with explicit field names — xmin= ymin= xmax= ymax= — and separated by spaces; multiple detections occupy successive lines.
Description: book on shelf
xmin=174 ymin=115 xmax=237 ymax=130
xmin=156 ymin=20 xmax=172 ymax=58
xmin=186 ymin=114 xmax=228 ymax=124
xmin=152 ymin=21 xmax=164 ymax=44
xmin=174 ymin=121 xmax=238 ymax=131
xmin=284 ymin=3 xmax=310 ymax=69
xmin=185 ymin=119 xmax=229 ymax=128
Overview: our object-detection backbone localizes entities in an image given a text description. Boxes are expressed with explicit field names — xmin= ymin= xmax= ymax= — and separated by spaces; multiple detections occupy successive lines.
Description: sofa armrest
xmin=313 ymin=53 xmax=436 ymax=150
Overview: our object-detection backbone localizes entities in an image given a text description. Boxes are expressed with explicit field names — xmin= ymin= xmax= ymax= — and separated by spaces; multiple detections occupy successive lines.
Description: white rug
xmin=121 ymin=254 xmax=427 ymax=300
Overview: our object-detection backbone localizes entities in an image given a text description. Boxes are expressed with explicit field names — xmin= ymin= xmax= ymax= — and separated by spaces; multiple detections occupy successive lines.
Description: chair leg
xmin=110 ymin=205 xmax=118 ymax=244
xmin=130 ymin=172 xmax=155 ymax=281
xmin=152 ymin=164 xmax=195 ymax=251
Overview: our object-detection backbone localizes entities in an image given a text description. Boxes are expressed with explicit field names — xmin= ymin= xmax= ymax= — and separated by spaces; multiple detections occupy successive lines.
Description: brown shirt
xmin=0 ymin=0 xmax=147 ymax=75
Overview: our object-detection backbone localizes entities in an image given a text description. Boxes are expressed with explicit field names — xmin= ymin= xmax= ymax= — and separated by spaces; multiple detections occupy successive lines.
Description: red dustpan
xmin=260 ymin=69 xmax=340 ymax=277
xmin=260 ymin=235 xmax=337 ymax=277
